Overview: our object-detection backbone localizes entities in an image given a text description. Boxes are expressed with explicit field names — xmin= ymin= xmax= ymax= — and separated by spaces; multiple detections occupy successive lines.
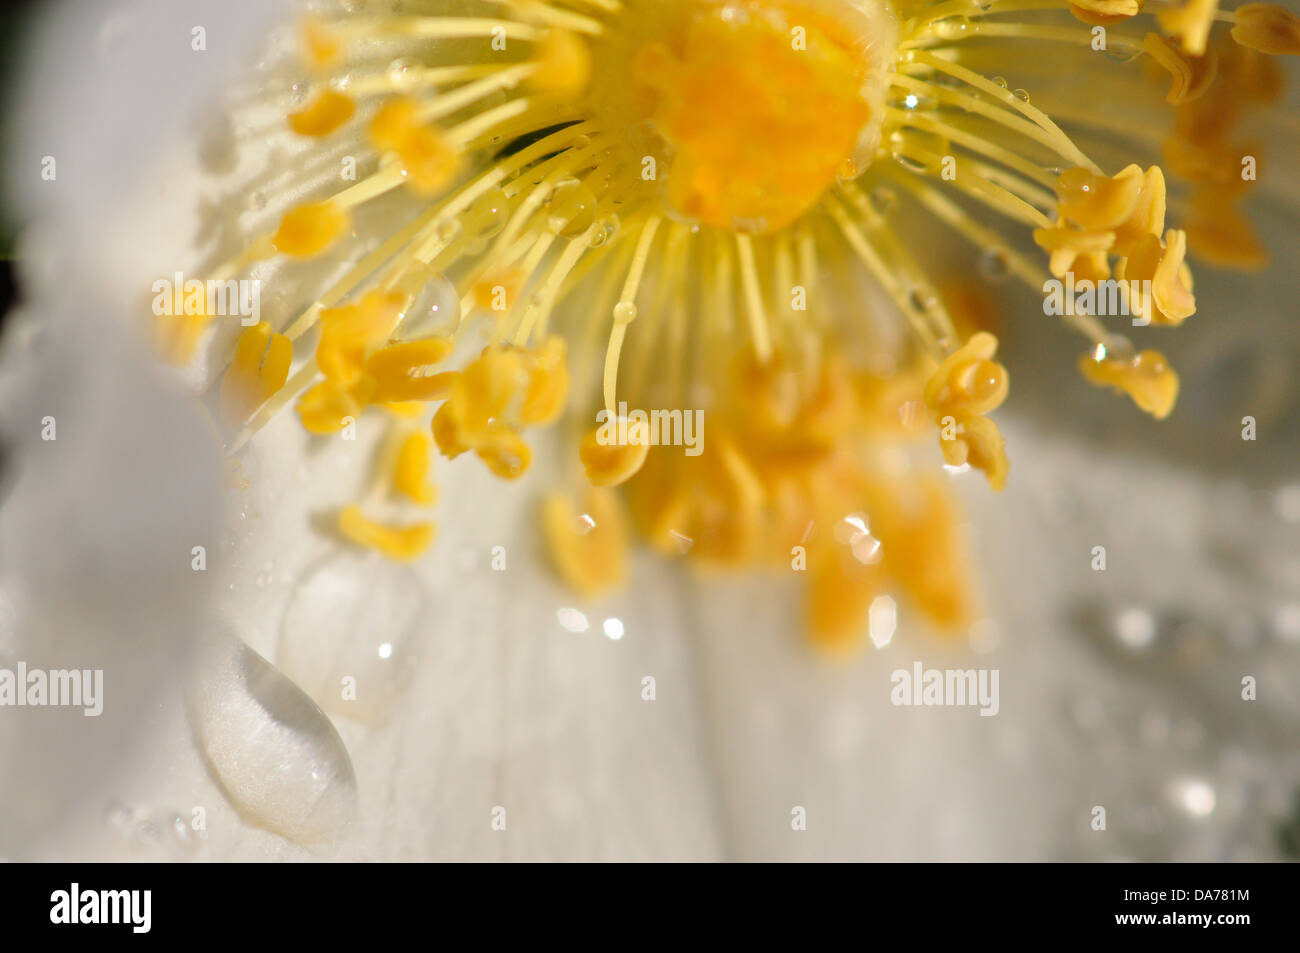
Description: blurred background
xmin=0 ymin=0 xmax=1297 ymax=861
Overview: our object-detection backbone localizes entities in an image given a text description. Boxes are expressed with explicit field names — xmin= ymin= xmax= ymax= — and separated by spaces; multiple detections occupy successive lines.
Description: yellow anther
xmin=1079 ymin=348 xmax=1180 ymax=419
xmin=382 ymin=401 xmax=427 ymax=419
xmin=337 ymin=504 xmax=433 ymax=561
xmin=474 ymin=425 xmax=532 ymax=480
xmin=1056 ymin=165 xmax=1145 ymax=230
xmin=297 ymin=379 xmax=362 ymax=434
xmin=1115 ymin=229 xmax=1196 ymax=325
xmin=395 ymin=126 xmax=459 ymax=195
xmin=867 ymin=477 xmax=974 ymax=630
xmin=362 ymin=338 xmax=456 ymax=402
xmin=1157 ymin=0 xmax=1219 ymax=56
xmin=368 ymin=97 xmax=458 ymax=194
xmin=1231 ymin=4 xmax=1300 ymax=55
xmin=454 ymin=346 xmax=529 ymax=438
xmin=272 ymin=201 xmax=349 ymax=257
xmin=541 ymin=488 xmax=628 ymax=597
xmin=521 ymin=337 xmax=569 ymax=426
xmin=924 ymin=332 xmax=1009 ymax=419
xmin=431 ymin=399 xmax=471 ymax=458
xmin=1069 ymin=0 xmax=1142 ymax=26
xmin=630 ymin=1 xmax=872 ymax=232
xmin=940 ymin=413 xmax=1010 ymax=492
xmin=1143 ymin=33 xmax=1218 ymax=104
xmin=1185 ymin=187 xmax=1268 ymax=269
xmin=219 ymin=322 xmax=293 ymax=425
xmin=806 ymin=554 xmax=879 ymax=656
xmin=369 ymin=98 xmax=419 ymax=152
xmin=153 ymin=311 xmax=211 ymax=365
xmin=580 ymin=419 xmax=650 ymax=487
xmin=394 ymin=431 xmax=437 ymax=505
xmin=288 ymin=89 xmax=356 ymax=137
xmin=1033 ymin=226 xmax=1115 ymax=279
xmin=301 ymin=16 xmax=342 ymax=70
xmin=1112 ymin=165 xmax=1168 ymax=255
xmin=316 ymin=291 xmax=408 ymax=384
xmin=530 ymin=29 xmax=592 ymax=99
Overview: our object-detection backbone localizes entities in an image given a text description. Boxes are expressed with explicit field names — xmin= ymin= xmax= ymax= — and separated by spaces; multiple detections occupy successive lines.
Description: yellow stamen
xmin=287 ymin=89 xmax=356 ymax=137
xmin=541 ymin=488 xmax=628 ymax=597
xmin=1079 ymin=348 xmax=1180 ymax=418
xmin=337 ymin=503 xmax=434 ymax=561
xmin=272 ymin=201 xmax=350 ymax=257
xmin=393 ymin=432 xmax=437 ymax=505
xmin=219 ymin=322 xmax=293 ymax=426
xmin=1231 ymin=4 xmax=1300 ymax=55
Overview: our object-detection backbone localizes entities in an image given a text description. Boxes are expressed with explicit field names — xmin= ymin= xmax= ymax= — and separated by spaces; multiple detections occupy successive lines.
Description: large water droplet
xmin=546 ymin=180 xmax=598 ymax=237
xmin=979 ymin=246 xmax=1010 ymax=282
xmin=279 ymin=549 xmax=429 ymax=725
xmin=187 ymin=632 xmax=357 ymax=845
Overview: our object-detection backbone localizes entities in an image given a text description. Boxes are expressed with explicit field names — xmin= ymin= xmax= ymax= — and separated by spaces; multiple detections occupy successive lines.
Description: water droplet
xmin=869 ymin=187 xmax=898 ymax=214
xmin=187 ymin=631 xmax=358 ymax=844
xmin=992 ymin=75 xmax=1008 ymax=89
xmin=387 ymin=58 xmax=415 ymax=90
xmin=1094 ymin=333 xmax=1135 ymax=364
xmin=394 ymin=271 xmax=460 ymax=340
xmin=1104 ymin=44 xmax=1143 ymax=64
xmin=931 ymin=16 xmax=971 ymax=40
xmin=613 ymin=301 xmax=638 ymax=324
xmin=979 ymin=247 xmax=1010 ymax=282
xmin=434 ymin=218 xmax=462 ymax=243
xmin=892 ymin=152 xmax=929 ymax=174
xmin=470 ymin=187 xmax=508 ymax=240
xmin=1013 ymin=88 xmax=1030 ymax=103
xmin=289 ymin=82 xmax=308 ymax=105
xmin=570 ymin=133 xmax=591 ymax=150
xmin=908 ymin=288 xmax=938 ymax=313
xmin=546 ymin=180 xmax=598 ymax=237
xmin=279 ymin=549 xmax=430 ymax=725
xmin=1114 ymin=606 xmax=1156 ymax=649
xmin=588 ymin=214 xmax=620 ymax=247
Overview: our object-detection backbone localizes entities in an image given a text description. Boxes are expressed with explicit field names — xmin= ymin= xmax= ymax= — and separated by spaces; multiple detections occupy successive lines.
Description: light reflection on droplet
xmin=603 ymin=617 xmax=625 ymax=640
xmin=557 ymin=608 xmax=589 ymax=632
xmin=868 ymin=596 xmax=897 ymax=649
xmin=1115 ymin=607 xmax=1156 ymax=649
xmin=1171 ymin=778 xmax=1216 ymax=817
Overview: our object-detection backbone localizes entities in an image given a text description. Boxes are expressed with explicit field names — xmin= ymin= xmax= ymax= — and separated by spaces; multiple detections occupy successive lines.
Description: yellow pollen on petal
xmin=288 ymin=89 xmax=356 ymax=137
xmin=337 ymin=504 xmax=433 ymax=561
xmin=580 ymin=419 xmax=650 ymax=487
xmin=219 ymin=322 xmax=293 ymax=426
xmin=530 ymin=29 xmax=592 ymax=99
xmin=1079 ymin=348 xmax=1180 ymax=419
xmin=272 ymin=201 xmax=349 ymax=257
xmin=1231 ymin=4 xmax=1300 ymax=55
xmin=541 ymin=488 xmax=629 ymax=598
xmin=1157 ymin=0 xmax=1220 ymax=56
xmin=393 ymin=431 xmax=437 ymax=505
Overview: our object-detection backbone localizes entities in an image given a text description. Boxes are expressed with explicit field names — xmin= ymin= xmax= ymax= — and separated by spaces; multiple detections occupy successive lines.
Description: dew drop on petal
xmin=187 ymin=631 xmax=358 ymax=844
xmin=278 ymin=549 xmax=429 ymax=724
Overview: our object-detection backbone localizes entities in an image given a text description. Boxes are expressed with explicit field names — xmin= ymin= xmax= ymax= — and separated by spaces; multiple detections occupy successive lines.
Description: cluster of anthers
xmin=157 ymin=0 xmax=1298 ymax=652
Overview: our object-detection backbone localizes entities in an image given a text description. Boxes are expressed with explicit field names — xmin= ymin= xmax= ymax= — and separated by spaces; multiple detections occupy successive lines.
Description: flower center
xmin=609 ymin=0 xmax=893 ymax=234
